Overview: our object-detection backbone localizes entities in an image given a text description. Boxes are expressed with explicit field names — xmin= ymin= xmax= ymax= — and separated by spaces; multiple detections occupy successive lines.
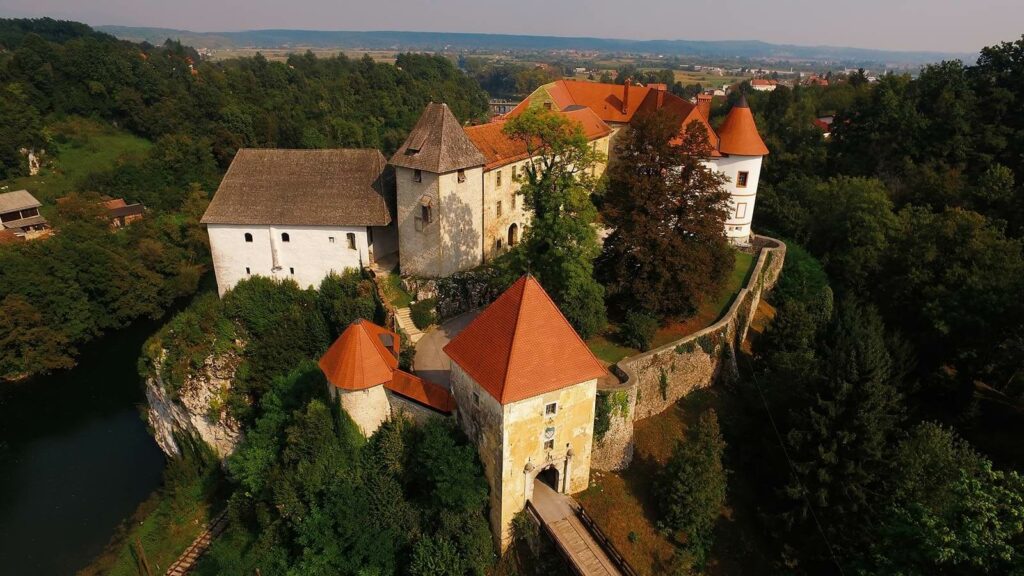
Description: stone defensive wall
xmin=591 ymin=236 xmax=786 ymax=471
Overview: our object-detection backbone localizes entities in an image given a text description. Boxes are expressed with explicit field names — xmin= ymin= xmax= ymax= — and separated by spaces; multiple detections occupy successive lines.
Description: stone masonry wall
xmin=591 ymin=236 xmax=786 ymax=470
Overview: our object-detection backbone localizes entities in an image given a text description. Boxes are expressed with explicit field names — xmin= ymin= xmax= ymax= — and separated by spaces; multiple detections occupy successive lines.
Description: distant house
xmin=201 ymin=149 xmax=398 ymax=296
xmin=750 ymin=78 xmax=779 ymax=92
xmin=0 ymin=190 xmax=50 ymax=241
xmin=102 ymin=198 xmax=146 ymax=228
xmin=805 ymin=75 xmax=829 ymax=87
xmin=813 ymin=115 xmax=834 ymax=138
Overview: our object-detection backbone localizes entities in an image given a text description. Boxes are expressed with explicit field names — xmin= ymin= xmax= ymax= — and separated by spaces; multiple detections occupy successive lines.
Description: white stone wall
xmin=208 ymin=223 xmax=370 ymax=295
xmin=482 ymin=161 xmax=530 ymax=259
xmin=440 ymin=166 xmax=485 ymax=276
xmin=335 ymin=385 xmax=391 ymax=437
xmin=708 ymin=154 xmax=762 ymax=244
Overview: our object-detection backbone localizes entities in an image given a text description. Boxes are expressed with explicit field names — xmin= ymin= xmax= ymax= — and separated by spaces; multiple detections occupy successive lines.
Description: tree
xmin=859 ymin=423 xmax=1024 ymax=574
xmin=500 ymin=106 xmax=608 ymax=338
xmin=657 ymin=409 xmax=727 ymax=566
xmin=599 ymin=109 xmax=733 ymax=319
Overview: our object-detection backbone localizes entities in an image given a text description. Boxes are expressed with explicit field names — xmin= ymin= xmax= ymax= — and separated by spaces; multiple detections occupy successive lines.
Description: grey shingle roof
xmin=389 ymin=103 xmax=485 ymax=173
xmin=0 ymin=190 xmax=42 ymax=215
xmin=201 ymin=149 xmax=393 ymax=227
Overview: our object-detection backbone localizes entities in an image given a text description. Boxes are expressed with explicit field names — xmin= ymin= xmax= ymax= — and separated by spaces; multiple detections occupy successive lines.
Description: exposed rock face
xmin=145 ymin=350 xmax=243 ymax=460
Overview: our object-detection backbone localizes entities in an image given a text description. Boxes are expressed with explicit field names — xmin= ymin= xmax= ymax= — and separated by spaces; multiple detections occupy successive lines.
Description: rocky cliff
xmin=145 ymin=349 xmax=243 ymax=460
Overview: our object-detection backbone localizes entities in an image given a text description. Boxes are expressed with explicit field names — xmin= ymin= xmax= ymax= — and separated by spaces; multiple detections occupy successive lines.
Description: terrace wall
xmin=591 ymin=236 xmax=786 ymax=471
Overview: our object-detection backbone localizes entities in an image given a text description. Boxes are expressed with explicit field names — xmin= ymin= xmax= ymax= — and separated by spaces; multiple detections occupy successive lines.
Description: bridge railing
xmin=524 ymin=500 xmax=584 ymax=576
xmin=575 ymin=505 xmax=640 ymax=576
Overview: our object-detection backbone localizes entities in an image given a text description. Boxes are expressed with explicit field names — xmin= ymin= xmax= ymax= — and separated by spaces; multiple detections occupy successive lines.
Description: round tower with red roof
xmin=711 ymin=95 xmax=769 ymax=245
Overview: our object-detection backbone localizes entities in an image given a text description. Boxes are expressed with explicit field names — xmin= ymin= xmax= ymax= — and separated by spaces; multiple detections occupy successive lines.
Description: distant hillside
xmin=97 ymin=26 xmax=974 ymax=67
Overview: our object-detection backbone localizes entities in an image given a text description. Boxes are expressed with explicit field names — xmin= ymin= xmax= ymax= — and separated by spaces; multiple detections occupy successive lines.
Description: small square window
xmin=545 ymin=402 xmax=557 ymax=416
xmin=496 ymin=170 xmax=502 ymax=186
xmin=346 ymin=233 xmax=357 ymax=250
xmin=329 ymin=236 xmax=335 ymax=243
xmin=413 ymin=169 xmax=422 ymax=183
xmin=544 ymin=439 xmax=555 ymax=450
xmin=496 ymin=238 xmax=503 ymax=250
xmin=457 ymin=169 xmax=466 ymax=183
xmin=737 ymin=171 xmax=749 ymax=187
xmin=289 ymin=267 xmax=294 ymax=274
xmin=245 ymin=267 xmax=251 ymax=275
xmin=244 ymin=232 xmax=253 ymax=243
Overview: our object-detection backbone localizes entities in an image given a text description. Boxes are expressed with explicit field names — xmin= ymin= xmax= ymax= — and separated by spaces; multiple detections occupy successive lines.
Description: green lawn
xmin=1 ymin=117 xmax=152 ymax=206
xmin=588 ymin=250 xmax=758 ymax=362
xmin=381 ymin=273 xmax=414 ymax=308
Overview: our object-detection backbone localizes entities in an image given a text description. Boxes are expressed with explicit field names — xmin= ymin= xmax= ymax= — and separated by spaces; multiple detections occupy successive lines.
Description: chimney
xmin=696 ymin=93 xmax=713 ymax=120
xmin=622 ymin=78 xmax=631 ymax=115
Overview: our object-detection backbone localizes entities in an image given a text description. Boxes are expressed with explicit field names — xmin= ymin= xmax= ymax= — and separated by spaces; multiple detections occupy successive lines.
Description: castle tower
xmin=389 ymin=103 xmax=487 ymax=277
xmin=712 ymin=95 xmax=769 ymax=245
xmin=443 ymin=275 xmax=609 ymax=550
xmin=318 ymin=319 xmax=400 ymax=436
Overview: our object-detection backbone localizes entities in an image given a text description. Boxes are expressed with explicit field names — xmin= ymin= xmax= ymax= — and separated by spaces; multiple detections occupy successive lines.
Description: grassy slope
xmin=1 ymin=118 xmax=152 ymax=207
xmin=588 ymin=250 xmax=756 ymax=363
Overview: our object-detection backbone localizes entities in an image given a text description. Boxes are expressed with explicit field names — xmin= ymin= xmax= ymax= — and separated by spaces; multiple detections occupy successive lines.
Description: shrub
xmin=619 ymin=310 xmax=659 ymax=351
xmin=410 ymin=298 xmax=438 ymax=330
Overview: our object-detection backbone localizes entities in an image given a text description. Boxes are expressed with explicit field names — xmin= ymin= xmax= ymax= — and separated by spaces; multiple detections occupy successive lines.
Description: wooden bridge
xmin=528 ymin=480 xmax=634 ymax=576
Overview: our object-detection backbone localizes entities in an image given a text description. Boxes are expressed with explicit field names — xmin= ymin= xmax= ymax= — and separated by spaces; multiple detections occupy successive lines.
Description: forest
xmin=0 ymin=18 xmax=490 ymax=381
xmin=723 ymin=36 xmax=1024 ymax=574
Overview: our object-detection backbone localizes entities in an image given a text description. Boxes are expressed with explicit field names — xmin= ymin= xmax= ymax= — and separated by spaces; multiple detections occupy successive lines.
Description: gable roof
xmin=200 ymin=149 xmax=392 ymax=227
xmin=390 ymin=102 xmax=486 ymax=173
xmin=319 ymin=319 xmax=399 ymax=391
xmin=510 ymin=80 xmax=722 ymax=155
xmin=717 ymin=96 xmax=769 ymax=156
xmin=464 ymin=108 xmax=611 ymax=170
xmin=443 ymin=275 xmax=609 ymax=405
xmin=0 ymin=190 xmax=41 ymax=215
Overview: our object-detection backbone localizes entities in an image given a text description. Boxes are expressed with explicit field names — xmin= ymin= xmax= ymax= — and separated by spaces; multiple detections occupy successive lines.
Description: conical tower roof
xmin=319 ymin=319 xmax=398 ymax=390
xmin=717 ymin=95 xmax=769 ymax=156
xmin=390 ymin=102 xmax=486 ymax=173
xmin=443 ymin=275 xmax=609 ymax=404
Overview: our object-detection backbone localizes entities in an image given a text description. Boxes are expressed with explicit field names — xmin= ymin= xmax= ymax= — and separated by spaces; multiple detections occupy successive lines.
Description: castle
xmin=199 ymin=80 xmax=769 ymax=549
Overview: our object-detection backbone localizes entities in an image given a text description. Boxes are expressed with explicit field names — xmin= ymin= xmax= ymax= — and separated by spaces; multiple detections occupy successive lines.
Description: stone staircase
xmin=395 ymin=307 xmax=424 ymax=344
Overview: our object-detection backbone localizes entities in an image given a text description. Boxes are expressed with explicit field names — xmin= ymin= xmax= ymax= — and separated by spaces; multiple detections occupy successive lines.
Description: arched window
xmin=281 ymin=232 xmax=290 ymax=242
xmin=508 ymin=223 xmax=519 ymax=247
xmin=244 ymin=232 xmax=253 ymax=242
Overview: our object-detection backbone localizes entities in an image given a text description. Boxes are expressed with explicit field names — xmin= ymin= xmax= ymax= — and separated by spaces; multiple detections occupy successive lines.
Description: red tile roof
xmin=319 ymin=319 xmax=455 ymax=413
xmin=319 ymin=319 xmax=398 ymax=390
xmin=509 ymin=80 xmax=725 ymax=156
xmin=443 ymin=275 xmax=609 ymax=405
xmin=388 ymin=370 xmax=454 ymax=413
xmin=465 ymin=108 xmax=611 ymax=170
xmin=716 ymin=96 xmax=769 ymax=156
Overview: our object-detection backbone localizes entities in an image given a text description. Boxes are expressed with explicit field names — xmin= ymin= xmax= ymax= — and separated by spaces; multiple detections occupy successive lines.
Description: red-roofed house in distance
xmin=319 ymin=318 xmax=453 ymax=436
xmin=443 ymin=275 xmax=609 ymax=549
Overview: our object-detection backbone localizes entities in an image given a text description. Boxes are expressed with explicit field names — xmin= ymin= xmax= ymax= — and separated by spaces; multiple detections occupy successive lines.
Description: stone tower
xmin=443 ymin=275 xmax=609 ymax=550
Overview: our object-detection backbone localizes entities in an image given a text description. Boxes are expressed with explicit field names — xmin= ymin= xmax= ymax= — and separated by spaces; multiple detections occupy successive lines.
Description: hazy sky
xmin=0 ymin=0 xmax=1020 ymax=53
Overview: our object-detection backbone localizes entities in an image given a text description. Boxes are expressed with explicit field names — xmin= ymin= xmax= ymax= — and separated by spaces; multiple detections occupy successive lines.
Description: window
xmin=737 ymin=171 xmax=749 ymax=187
xmin=245 ymin=267 xmax=251 ymax=275
xmin=496 ymin=170 xmax=502 ymax=187
xmin=543 ymin=426 xmax=556 ymax=450
xmin=244 ymin=232 xmax=253 ymax=243
xmin=457 ymin=169 xmax=466 ymax=183
xmin=473 ymin=392 xmax=480 ymax=406
xmin=421 ymin=204 xmax=433 ymax=225
xmin=545 ymin=402 xmax=557 ymax=416
xmin=544 ymin=439 xmax=555 ymax=450
xmin=496 ymin=238 xmax=503 ymax=250
xmin=289 ymin=267 xmax=294 ymax=274
xmin=543 ymin=102 xmax=552 ymax=110
xmin=512 ymin=165 xmax=518 ymax=179
xmin=329 ymin=236 xmax=335 ymax=243
xmin=496 ymin=201 xmax=503 ymax=217
xmin=281 ymin=232 xmax=290 ymax=242
xmin=346 ymin=233 xmax=357 ymax=250
xmin=736 ymin=202 xmax=748 ymax=219
xmin=413 ymin=169 xmax=422 ymax=183
xmin=512 ymin=194 xmax=517 ymax=210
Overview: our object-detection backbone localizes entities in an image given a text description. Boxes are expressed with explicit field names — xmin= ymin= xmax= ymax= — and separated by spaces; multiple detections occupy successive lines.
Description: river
xmin=0 ymin=319 xmax=168 ymax=575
